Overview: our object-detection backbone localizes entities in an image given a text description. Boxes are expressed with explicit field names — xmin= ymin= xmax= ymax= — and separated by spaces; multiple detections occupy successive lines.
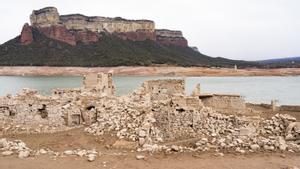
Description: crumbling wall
xmin=138 ymin=79 xmax=185 ymax=101
xmin=200 ymin=94 xmax=246 ymax=114
xmin=0 ymin=89 xmax=66 ymax=131
xmin=83 ymin=72 xmax=115 ymax=96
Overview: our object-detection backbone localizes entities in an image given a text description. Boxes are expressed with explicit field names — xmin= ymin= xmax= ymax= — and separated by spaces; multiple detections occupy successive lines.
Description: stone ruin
xmin=200 ymin=94 xmax=246 ymax=115
xmin=83 ymin=72 xmax=115 ymax=96
xmin=0 ymin=73 xmax=299 ymax=153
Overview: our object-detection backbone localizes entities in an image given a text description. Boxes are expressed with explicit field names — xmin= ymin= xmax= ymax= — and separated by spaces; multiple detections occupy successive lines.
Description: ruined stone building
xmin=1 ymin=73 xmax=300 ymax=154
xmin=0 ymin=73 xmax=246 ymax=138
xmin=83 ymin=72 xmax=115 ymax=96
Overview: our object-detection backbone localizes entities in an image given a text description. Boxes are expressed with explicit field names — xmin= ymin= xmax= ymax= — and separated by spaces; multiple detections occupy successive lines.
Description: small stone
xmin=0 ymin=138 xmax=7 ymax=148
xmin=279 ymin=144 xmax=287 ymax=151
xmin=39 ymin=149 xmax=48 ymax=154
xmin=136 ymin=155 xmax=145 ymax=160
xmin=280 ymin=154 xmax=286 ymax=158
xmin=1 ymin=151 xmax=13 ymax=156
xmin=214 ymin=152 xmax=224 ymax=157
xmin=64 ymin=150 xmax=74 ymax=155
xmin=211 ymin=133 xmax=217 ymax=137
xmin=87 ymin=154 xmax=96 ymax=162
xmin=18 ymin=150 xmax=30 ymax=158
xmin=138 ymin=130 xmax=147 ymax=137
xmin=76 ymin=150 xmax=87 ymax=157
xmin=171 ymin=145 xmax=179 ymax=152
xmin=139 ymin=138 xmax=146 ymax=145
xmin=250 ymin=144 xmax=260 ymax=151
xmin=278 ymin=137 xmax=287 ymax=151
xmin=264 ymin=145 xmax=275 ymax=151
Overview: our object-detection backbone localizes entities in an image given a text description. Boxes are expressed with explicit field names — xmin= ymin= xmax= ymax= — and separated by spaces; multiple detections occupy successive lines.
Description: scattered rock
xmin=87 ymin=154 xmax=96 ymax=162
xmin=1 ymin=151 xmax=14 ymax=156
xmin=250 ymin=144 xmax=260 ymax=151
xmin=39 ymin=149 xmax=48 ymax=154
xmin=171 ymin=145 xmax=180 ymax=152
xmin=76 ymin=150 xmax=87 ymax=157
xmin=136 ymin=155 xmax=145 ymax=160
xmin=18 ymin=150 xmax=30 ymax=158
xmin=64 ymin=150 xmax=74 ymax=155
xmin=0 ymin=138 xmax=7 ymax=148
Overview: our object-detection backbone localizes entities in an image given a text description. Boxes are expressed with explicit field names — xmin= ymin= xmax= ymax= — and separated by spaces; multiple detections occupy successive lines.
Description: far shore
xmin=1 ymin=66 xmax=300 ymax=76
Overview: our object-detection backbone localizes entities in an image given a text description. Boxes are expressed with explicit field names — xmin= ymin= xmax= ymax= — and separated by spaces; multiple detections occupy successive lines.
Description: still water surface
xmin=0 ymin=76 xmax=299 ymax=105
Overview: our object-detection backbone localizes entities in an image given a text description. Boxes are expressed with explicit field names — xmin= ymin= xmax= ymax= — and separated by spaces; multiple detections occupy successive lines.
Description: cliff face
xmin=156 ymin=29 xmax=188 ymax=47
xmin=20 ymin=24 xmax=34 ymax=45
xmin=30 ymin=7 xmax=60 ymax=27
xmin=20 ymin=7 xmax=188 ymax=47
xmin=59 ymin=15 xmax=155 ymax=33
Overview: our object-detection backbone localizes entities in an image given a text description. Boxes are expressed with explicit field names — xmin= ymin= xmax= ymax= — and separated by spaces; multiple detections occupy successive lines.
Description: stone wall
xmin=200 ymin=94 xmax=246 ymax=114
xmin=138 ymin=79 xmax=185 ymax=101
xmin=0 ymin=89 xmax=66 ymax=131
xmin=83 ymin=72 xmax=115 ymax=96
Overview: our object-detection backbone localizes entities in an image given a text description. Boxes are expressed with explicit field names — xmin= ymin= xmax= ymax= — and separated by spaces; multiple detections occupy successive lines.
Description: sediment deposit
xmin=1 ymin=66 xmax=300 ymax=76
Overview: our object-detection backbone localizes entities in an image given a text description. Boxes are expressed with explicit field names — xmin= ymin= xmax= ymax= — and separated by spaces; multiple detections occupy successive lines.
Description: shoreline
xmin=1 ymin=66 xmax=300 ymax=76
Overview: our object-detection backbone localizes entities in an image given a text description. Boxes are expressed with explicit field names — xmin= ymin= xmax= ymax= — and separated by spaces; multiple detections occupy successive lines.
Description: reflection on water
xmin=0 ymin=76 xmax=299 ymax=105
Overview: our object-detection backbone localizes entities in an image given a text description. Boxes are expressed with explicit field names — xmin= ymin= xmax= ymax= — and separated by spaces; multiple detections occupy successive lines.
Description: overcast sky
xmin=0 ymin=0 xmax=299 ymax=60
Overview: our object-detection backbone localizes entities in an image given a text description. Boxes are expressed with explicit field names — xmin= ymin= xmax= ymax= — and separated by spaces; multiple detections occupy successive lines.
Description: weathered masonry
xmin=200 ymin=94 xmax=246 ymax=115
xmin=0 ymin=73 xmax=246 ymax=134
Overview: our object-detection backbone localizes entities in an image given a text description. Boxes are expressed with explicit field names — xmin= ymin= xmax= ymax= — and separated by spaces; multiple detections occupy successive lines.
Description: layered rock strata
xmin=19 ymin=7 xmax=188 ymax=46
xmin=156 ymin=29 xmax=188 ymax=47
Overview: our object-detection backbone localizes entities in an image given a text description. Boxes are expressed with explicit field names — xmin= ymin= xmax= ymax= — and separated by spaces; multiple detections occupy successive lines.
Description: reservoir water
xmin=0 ymin=76 xmax=299 ymax=105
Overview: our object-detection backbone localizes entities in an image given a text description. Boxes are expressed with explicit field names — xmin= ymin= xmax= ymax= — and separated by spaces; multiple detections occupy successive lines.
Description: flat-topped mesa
xmin=23 ymin=7 xmax=188 ymax=46
xmin=59 ymin=14 xmax=156 ymax=41
xmin=28 ymin=7 xmax=156 ymax=44
xmin=156 ymin=29 xmax=188 ymax=47
xmin=59 ymin=14 xmax=155 ymax=33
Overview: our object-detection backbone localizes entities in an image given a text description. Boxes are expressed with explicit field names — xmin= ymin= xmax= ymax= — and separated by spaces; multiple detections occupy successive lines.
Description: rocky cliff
xmin=0 ymin=6 xmax=259 ymax=67
xmin=21 ymin=7 xmax=187 ymax=46
xmin=156 ymin=29 xmax=188 ymax=47
xmin=20 ymin=23 xmax=34 ymax=45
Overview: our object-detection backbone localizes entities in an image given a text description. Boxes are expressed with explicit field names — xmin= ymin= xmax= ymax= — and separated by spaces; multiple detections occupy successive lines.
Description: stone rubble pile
xmin=85 ymin=101 xmax=300 ymax=153
xmin=0 ymin=138 xmax=100 ymax=161
xmin=0 ymin=138 xmax=30 ymax=158
xmin=84 ymin=97 xmax=163 ymax=147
